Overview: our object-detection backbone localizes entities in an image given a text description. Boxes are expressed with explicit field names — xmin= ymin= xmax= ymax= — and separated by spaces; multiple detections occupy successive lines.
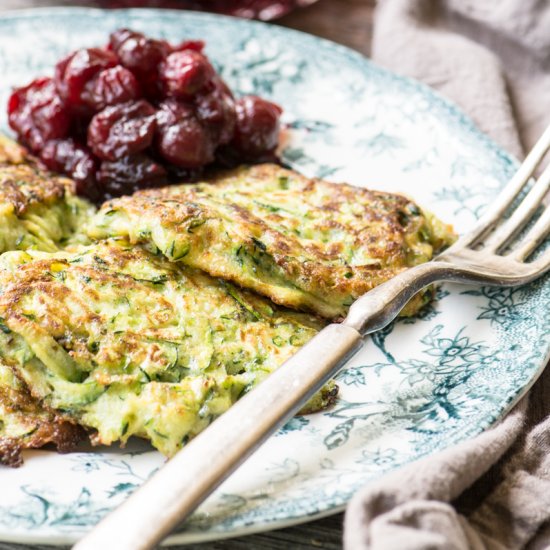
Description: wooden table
xmin=0 ymin=1 xmax=375 ymax=548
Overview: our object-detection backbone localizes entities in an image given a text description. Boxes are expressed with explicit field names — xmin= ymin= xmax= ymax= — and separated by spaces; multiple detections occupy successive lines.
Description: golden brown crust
xmin=0 ymin=134 xmax=27 ymax=164
xmin=0 ymin=135 xmax=77 ymax=216
xmin=0 ymin=423 xmax=85 ymax=468
xmin=91 ymin=164 xmax=455 ymax=318
xmin=0 ymin=163 xmax=76 ymax=216
xmin=0 ymin=367 xmax=84 ymax=467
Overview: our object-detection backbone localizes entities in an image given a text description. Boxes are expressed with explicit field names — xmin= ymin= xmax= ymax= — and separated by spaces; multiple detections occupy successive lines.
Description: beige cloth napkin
xmin=345 ymin=1 xmax=550 ymax=549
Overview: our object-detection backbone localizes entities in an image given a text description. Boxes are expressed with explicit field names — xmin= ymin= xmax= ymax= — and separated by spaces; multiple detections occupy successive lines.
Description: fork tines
xmin=461 ymin=125 xmax=550 ymax=264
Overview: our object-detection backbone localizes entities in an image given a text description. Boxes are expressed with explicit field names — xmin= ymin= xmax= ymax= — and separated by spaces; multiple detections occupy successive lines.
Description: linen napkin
xmin=345 ymin=1 xmax=550 ymax=548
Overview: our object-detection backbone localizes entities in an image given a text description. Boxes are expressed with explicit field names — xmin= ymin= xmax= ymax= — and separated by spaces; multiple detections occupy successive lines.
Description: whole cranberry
xmin=87 ymin=100 xmax=156 ymax=161
xmin=232 ymin=95 xmax=282 ymax=157
xmin=108 ymin=30 xmax=170 ymax=99
xmin=8 ymin=77 xmax=71 ymax=152
xmin=97 ymin=154 xmax=168 ymax=198
xmin=109 ymin=29 xmax=170 ymax=77
xmin=195 ymin=79 xmax=236 ymax=146
xmin=81 ymin=66 xmax=140 ymax=112
xmin=160 ymin=50 xmax=214 ymax=98
xmin=155 ymin=100 xmax=215 ymax=168
xmin=41 ymin=139 xmax=99 ymax=200
xmin=55 ymin=48 xmax=118 ymax=109
xmin=107 ymin=28 xmax=135 ymax=52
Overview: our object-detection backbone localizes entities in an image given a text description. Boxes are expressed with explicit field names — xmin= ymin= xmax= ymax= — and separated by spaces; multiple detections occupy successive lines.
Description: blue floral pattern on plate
xmin=0 ymin=8 xmax=548 ymax=546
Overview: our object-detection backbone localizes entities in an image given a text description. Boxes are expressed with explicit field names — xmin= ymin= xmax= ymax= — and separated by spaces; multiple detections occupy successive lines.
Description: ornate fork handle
xmin=345 ymin=262 xmax=450 ymax=335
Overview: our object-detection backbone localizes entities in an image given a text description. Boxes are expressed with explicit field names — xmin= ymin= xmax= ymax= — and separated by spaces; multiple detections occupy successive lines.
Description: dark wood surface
xmin=0 ymin=1 xmax=375 ymax=548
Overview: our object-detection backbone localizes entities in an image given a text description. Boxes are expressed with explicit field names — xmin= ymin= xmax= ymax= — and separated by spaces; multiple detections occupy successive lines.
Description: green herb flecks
xmin=0 ymin=317 xmax=11 ymax=334
xmin=222 ymin=282 xmax=262 ymax=321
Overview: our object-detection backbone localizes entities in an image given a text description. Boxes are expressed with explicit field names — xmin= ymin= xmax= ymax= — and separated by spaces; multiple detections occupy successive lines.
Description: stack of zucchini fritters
xmin=0 ymin=136 xmax=455 ymax=466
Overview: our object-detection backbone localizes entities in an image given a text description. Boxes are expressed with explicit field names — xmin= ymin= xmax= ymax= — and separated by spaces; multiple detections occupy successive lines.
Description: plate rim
xmin=0 ymin=5 xmax=523 ymax=168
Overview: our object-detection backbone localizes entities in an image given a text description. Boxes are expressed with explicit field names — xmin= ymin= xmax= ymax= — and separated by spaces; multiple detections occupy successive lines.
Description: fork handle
xmin=73 ymin=323 xmax=363 ymax=550
xmin=344 ymin=261 xmax=453 ymax=335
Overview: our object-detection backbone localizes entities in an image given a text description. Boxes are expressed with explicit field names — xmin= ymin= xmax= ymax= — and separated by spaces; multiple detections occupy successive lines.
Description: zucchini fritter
xmin=0 ymin=135 xmax=95 ymax=254
xmin=89 ymin=164 xmax=456 ymax=318
xmin=0 ymin=135 xmax=93 ymax=465
xmin=0 ymin=240 xmax=330 ymax=459
xmin=0 ymin=363 xmax=84 ymax=467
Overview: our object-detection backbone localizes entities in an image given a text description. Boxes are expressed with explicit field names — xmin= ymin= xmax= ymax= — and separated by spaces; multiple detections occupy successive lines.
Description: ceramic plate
xmin=0 ymin=8 xmax=548 ymax=546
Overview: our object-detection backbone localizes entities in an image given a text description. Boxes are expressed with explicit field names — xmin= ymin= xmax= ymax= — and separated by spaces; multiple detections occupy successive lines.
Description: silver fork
xmin=74 ymin=126 xmax=550 ymax=550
